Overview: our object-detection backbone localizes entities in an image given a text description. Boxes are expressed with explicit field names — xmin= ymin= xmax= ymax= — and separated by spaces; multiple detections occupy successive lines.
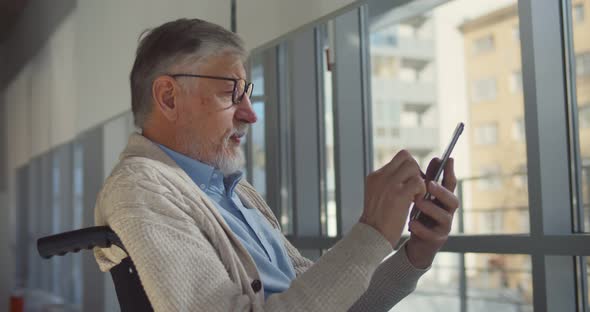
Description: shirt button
xmin=251 ymin=279 xmax=262 ymax=293
xmin=212 ymin=173 xmax=217 ymax=178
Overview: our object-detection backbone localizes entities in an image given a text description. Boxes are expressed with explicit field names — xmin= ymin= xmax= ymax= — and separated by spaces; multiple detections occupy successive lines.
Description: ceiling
xmin=0 ymin=0 xmax=28 ymax=42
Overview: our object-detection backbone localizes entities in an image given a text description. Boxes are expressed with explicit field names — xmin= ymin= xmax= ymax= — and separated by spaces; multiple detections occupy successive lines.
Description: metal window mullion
xmin=262 ymin=48 xmax=281 ymax=218
xmin=245 ymin=59 xmax=254 ymax=184
xmin=519 ymin=1 xmax=576 ymax=311
xmin=289 ymin=28 xmax=322 ymax=259
xmin=333 ymin=7 xmax=369 ymax=235
xmin=278 ymin=43 xmax=295 ymax=235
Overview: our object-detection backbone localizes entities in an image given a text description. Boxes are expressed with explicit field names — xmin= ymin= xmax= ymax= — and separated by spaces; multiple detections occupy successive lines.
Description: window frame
xmin=245 ymin=0 xmax=590 ymax=311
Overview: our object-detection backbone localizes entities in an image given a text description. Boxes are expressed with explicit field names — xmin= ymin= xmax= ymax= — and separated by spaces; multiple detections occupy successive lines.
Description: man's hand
xmin=360 ymin=150 xmax=427 ymax=248
xmin=406 ymin=157 xmax=459 ymax=269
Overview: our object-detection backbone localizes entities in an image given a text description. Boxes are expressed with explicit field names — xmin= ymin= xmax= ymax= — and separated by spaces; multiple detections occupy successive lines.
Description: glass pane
xmin=320 ymin=23 xmax=338 ymax=238
xmin=586 ymin=257 xmax=590 ymax=310
xmin=393 ymin=253 xmax=461 ymax=311
xmin=465 ymin=253 xmax=532 ymax=311
xmin=251 ymin=59 xmax=264 ymax=97
xmin=249 ymin=56 xmax=266 ymax=200
xmin=393 ymin=253 xmax=532 ymax=312
xmin=251 ymin=101 xmax=266 ymax=199
xmin=570 ymin=0 xmax=590 ymax=231
xmin=369 ymin=0 xmax=528 ymax=234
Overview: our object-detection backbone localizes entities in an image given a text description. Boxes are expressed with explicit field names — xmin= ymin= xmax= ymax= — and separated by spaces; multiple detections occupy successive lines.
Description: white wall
xmin=0 ymin=0 xmax=230 ymax=308
xmin=74 ymin=0 xmax=230 ymax=134
xmin=238 ymin=0 xmax=356 ymax=50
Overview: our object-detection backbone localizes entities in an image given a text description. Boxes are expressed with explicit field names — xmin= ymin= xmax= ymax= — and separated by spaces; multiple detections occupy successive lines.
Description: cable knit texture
xmin=94 ymin=133 xmax=428 ymax=311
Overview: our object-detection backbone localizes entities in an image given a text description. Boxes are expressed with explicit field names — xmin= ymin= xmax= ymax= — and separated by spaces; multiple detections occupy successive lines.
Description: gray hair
xmin=130 ymin=18 xmax=247 ymax=128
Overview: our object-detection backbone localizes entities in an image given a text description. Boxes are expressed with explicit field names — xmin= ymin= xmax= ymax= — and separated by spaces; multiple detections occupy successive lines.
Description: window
xmin=400 ymin=110 xmax=420 ymax=127
xmin=472 ymin=77 xmax=497 ymax=102
xmin=320 ymin=24 xmax=338 ymax=238
xmin=574 ymin=4 xmax=585 ymax=24
xmin=512 ymin=118 xmax=525 ymax=141
xmin=251 ymin=101 xmax=266 ymax=198
xmin=513 ymin=164 xmax=528 ymax=189
xmin=478 ymin=165 xmax=502 ymax=191
xmin=370 ymin=0 xmax=529 ymax=237
xmin=580 ymin=105 xmax=590 ymax=128
xmin=577 ymin=52 xmax=590 ymax=77
xmin=479 ymin=210 xmax=504 ymax=233
xmin=474 ymin=123 xmax=498 ymax=145
xmin=473 ymin=34 xmax=495 ymax=54
xmin=395 ymin=253 xmax=532 ymax=311
xmin=249 ymin=57 xmax=266 ymax=200
xmin=570 ymin=1 xmax=590 ymax=235
xmin=371 ymin=32 xmax=397 ymax=46
xmin=509 ymin=70 xmax=522 ymax=93
xmin=512 ymin=24 xmax=520 ymax=41
xmin=372 ymin=55 xmax=398 ymax=79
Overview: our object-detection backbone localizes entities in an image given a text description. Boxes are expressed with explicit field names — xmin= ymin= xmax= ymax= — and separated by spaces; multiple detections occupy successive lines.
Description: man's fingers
xmin=382 ymin=149 xmax=412 ymax=174
xmin=414 ymin=198 xmax=453 ymax=230
xmin=425 ymin=157 xmax=441 ymax=181
xmin=409 ymin=219 xmax=447 ymax=243
xmin=428 ymin=181 xmax=459 ymax=214
xmin=403 ymin=175 xmax=427 ymax=199
xmin=442 ymin=158 xmax=457 ymax=192
xmin=391 ymin=159 xmax=422 ymax=184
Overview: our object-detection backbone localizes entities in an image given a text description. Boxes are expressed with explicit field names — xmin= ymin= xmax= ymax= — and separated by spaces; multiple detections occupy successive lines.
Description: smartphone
xmin=410 ymin=122 xmax=464 ymax=227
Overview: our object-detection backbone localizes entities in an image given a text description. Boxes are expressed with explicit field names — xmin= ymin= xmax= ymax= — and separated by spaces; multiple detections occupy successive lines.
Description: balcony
xmin=373 ymin=126 xmax=438 ymax=156
xmin=372 ymin=79 xmax=436 ymax=110
xmin=371 ymin=36 xmax=434 ymax=62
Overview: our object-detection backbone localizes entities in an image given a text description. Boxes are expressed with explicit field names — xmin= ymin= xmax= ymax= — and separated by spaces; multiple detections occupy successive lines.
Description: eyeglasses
xmin=169 ymin=74 xmax=254 ymax=106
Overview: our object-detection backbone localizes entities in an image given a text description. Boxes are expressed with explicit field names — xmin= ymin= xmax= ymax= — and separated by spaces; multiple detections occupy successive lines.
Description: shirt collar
xmin=157 ymin=144 xmax=243 ymax=195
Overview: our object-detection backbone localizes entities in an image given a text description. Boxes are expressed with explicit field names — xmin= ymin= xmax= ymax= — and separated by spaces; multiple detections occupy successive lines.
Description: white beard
xmin=213 ymin=143 xmax=245 ymax=176
xmin=178 ymin=125 xmax=247 ymax=176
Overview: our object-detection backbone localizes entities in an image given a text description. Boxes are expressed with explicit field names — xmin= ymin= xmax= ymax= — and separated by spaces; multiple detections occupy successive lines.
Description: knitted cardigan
xmin=94 ymin=133 xmax=427 ymax=311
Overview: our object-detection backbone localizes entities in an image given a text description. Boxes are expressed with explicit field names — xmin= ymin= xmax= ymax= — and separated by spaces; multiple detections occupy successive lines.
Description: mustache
xmin=230 ymin=123 xmax=249 ymax=137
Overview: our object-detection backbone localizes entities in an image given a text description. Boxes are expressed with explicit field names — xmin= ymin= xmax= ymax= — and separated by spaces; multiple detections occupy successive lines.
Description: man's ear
xmin=152 ymin=76 xmax=180 ymax=122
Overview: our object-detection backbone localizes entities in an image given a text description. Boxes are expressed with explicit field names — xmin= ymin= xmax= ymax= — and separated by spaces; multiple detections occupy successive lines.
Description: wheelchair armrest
xmin=37 ymin=226 xmax=127 ymax=259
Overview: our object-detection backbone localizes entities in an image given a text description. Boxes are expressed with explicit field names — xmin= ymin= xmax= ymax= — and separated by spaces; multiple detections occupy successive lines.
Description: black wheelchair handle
xmin=37 ymin=226 xmax=126 ymax=259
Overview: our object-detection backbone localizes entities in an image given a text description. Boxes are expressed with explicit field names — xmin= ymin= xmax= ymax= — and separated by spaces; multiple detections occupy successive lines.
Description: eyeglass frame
xmin=168 ymin=74 xmax=254 ymax=105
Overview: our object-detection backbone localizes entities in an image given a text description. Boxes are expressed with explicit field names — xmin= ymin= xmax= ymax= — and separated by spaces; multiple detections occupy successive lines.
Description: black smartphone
xmin=410 ymin=122 xmax=464 ymax=227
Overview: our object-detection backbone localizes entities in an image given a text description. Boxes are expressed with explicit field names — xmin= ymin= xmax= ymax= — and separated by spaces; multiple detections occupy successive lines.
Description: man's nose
xmin=235 ymin=96 xmax=258 ymax=124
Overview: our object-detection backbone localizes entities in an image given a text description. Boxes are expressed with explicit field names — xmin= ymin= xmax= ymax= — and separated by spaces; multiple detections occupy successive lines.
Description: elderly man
xmin=94 ymin=18 xmax=459 ymax=311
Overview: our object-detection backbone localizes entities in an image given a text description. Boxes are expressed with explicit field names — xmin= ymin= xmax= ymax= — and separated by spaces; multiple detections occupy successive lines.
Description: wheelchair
xmin=37 ymin=227 xmax=154 ymax=311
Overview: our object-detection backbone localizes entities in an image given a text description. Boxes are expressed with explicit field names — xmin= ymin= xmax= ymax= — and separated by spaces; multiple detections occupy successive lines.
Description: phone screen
xmin=410 ymin=122 xmax=464 ymax=225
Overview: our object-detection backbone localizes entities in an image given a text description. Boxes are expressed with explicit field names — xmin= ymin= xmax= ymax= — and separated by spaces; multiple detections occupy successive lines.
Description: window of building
xmin=580 ymin=105 xmax=590 ymax=128
xmin=512 ymin=24 xmax=520 ymax=41
xmin=509 ymin=70 xmax=522 ymax=93
xmin=472 ymin=77 xmax=497 ymax=103
xmin=574 ymin=4 xmax=585 ymax=24
xmin=478 ymin=164 xmax=502 ymax=191
xmin=576 ymin=52 xmax=590 ymax=77
xmin=513 ymin=164 xmax=528 ymax=189
xmin=512 ymin=118 xmax=525 ymax=142
xmin=474 ymin=123 xmax=498 ymax=145
xmin=372 ymin=55 xmax=397 ymax=79
xmin=473 ymin=34 xmax=495 ymax=54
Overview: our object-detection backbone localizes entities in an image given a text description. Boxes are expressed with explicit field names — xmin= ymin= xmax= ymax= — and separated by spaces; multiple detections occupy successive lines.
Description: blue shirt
xmin=158 ymin=144 xmax=296 ymax=299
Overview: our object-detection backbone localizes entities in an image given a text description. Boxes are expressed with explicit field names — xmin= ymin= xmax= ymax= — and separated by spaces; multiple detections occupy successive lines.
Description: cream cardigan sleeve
xmin=96 ymin=176 xmax=395 ymax=311
xmin=282 ymin=237 xmax=428 ymax=312
xmin=245 ymin=180 xmax=429 ymax=311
